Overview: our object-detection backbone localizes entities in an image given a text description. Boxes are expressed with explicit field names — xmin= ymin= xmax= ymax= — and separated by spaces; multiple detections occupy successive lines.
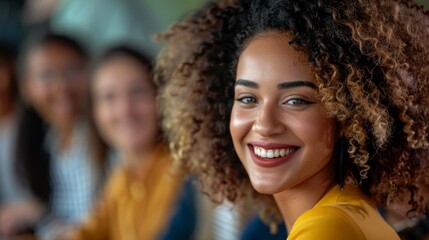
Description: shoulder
xmin=288 ymin=206 xmax=366 ymax=240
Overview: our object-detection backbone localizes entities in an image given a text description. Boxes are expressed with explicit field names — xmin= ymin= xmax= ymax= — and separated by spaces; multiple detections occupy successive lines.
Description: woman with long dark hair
xmin=0 ymin=43 xmax=41 ymax=238
xmin=68 ymin=46 xmax=197 ymax=239
xmin=9 ymin=31 xmax=104 ymax=239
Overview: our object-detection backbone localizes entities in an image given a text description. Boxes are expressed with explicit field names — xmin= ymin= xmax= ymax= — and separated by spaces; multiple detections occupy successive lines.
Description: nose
xmin=52 ymin=72 xmax=73 ymax=92
xmin=252 ymin=102 xmax=286 ymax=137
xmin=50 ymin=79 xmax=68 ymax=98
xmin=113 ymin=94 xmax=130 ymax=114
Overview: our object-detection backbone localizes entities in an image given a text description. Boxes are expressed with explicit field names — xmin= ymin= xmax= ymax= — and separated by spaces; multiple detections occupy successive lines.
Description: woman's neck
xmin=273 ymin=166 xmax=335 ymax=232
xmin=122 ymin=143 xmax=158 ymax=179
xmin=52 ymin=124 xmax=74 ymax=151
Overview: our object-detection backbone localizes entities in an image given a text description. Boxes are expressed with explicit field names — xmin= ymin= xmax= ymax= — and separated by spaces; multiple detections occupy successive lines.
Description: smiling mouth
xmin=253 ymin=146 xmax=298 ymax=159
xmin=247 ymin=144 xmax=299 ymax=168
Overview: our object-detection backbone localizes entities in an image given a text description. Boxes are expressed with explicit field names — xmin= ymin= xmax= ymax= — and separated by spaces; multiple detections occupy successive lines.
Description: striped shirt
xmin=37 ymin=123 xmax=100 ymax=239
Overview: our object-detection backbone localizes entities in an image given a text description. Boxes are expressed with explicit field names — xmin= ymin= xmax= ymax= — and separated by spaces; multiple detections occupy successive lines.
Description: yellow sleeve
xmin=287 ymin=206 xmax=366 ymax=240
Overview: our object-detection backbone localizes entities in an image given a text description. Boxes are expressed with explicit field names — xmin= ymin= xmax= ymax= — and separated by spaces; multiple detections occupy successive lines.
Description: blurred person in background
xmin=0 ymin=44 xmax=21 ymax=204
xmin=0 ymin=43 xmax=42 ymax=239
xmin=0 ymin=30 xmax=106 ymax=240
xmin=67 ymin=46 xmax=197 ymax=240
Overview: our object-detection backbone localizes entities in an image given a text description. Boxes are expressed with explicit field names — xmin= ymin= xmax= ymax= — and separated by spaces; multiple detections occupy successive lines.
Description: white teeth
xmin=267 ymin=149 xmax=274 ymax=158
xmin=260 ymin=148 xmax=267 ymax=158
xmin=274 ymin=149 xmax=280 ymax=158
xmin=253 ymin=146 xmax=296 ymax=159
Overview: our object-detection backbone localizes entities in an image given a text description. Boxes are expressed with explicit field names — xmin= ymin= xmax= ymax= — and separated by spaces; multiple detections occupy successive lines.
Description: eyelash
xmin=236 ymin=96 xmax=257 ymax=104
xmin=236 ymin=96 xmax=314 ymax=106
xmin=283 ymin=98 xmax=314 ymax=106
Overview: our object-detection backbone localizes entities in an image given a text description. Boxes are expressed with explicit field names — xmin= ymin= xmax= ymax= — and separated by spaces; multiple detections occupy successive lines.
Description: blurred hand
xmin=0 ymin=200 xmax=44 ymax=237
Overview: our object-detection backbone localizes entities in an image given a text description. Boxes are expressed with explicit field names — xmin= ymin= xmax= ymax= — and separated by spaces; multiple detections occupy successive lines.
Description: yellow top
xmin=72 ymin=146 xmax=183 ymax=240
xmin=287 ymin=185 xmax=400 ymax=240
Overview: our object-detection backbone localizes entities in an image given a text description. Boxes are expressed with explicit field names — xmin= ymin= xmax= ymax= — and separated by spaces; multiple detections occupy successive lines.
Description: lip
xmin=248 ymin=142 xmax=299 ymax=168
xmin=250 ymin=141 xmax=297 ymax=149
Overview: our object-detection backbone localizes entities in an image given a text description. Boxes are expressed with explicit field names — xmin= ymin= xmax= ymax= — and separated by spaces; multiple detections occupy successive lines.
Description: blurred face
xmin=230 ymin=35 xmax=337 ymax=195
xmin=24 ymin=42 xmax=86 ymax=127
xmin=92 ymin=55 xmax=158 ymax=153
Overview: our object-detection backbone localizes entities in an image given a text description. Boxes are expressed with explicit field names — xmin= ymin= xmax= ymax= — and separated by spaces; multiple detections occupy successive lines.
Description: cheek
xmin=137 ymin=99 xmax=157 ymax=120
xmin=94 ymin=105 xmax=115 ymax=139
xmin=314 ymin=118 xmax=336 ymax=150
xmin=299 ymin=116 xmax=337 ymax=162
xmin=229 ymin=106 xmax=254 ymax=153
xmin=27 ymin=82 xmax=52 ymax=109
xmin=134 ymin=99 xmax=159 ymax=136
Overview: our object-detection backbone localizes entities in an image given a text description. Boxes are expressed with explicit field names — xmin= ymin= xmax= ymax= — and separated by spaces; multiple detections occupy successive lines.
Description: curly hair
xmin=155 ymin=0 xmax=429 ymax=220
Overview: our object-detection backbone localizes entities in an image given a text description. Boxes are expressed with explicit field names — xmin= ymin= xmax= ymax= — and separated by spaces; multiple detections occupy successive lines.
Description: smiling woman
xmin=231 ymin=36 xmax=337 ymax=204
xmin=70 ymin=46 xmax=197 ymax=240
xmin=12 ymin=31 xmax=103 ymax=239
xmin=155 ymin=0 xmax=429 ymax=239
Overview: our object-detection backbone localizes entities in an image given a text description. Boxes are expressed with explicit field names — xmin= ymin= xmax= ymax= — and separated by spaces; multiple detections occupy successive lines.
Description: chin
xmin=121 ymin=141 xmax=142 ymax=150
xmin=250 ymin=179 xmax=283 ymax=195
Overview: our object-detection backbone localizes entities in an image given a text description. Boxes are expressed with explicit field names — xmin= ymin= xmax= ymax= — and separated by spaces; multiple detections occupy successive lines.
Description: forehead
xmin=236 ymin=35 xmax=314 ymax=83
xmin=26 ymin=43 xmax=82 ymax=68
xmin=99 ymin=55 xmax=149 ymax=72
xmin=93 ymin=56 xmax=153 ymax=89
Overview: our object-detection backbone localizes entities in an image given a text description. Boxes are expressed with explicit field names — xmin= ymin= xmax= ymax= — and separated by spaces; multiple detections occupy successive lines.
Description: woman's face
xmin=24 ymin=42 xmax=86 ymax=127
xmin=92 ymin=55 xmax=158 ymax=153
xmin=230 ymin=35 xmax=337 ymax=195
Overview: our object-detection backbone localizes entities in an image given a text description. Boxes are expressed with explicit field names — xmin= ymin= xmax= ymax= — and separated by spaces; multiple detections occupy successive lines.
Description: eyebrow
xmin=277 ymin=80 xmax=317 ymax=90
xmin=235 ymin=79 xmax=259 ymax=88
xmin=235 ymin=79 xmax=317 ymax=90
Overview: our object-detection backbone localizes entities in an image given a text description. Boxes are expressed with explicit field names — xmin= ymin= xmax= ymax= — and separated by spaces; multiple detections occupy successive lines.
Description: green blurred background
xmin=1 ymin=0 xmax=428 ymax=56
xmin=149 ymin=0 xmax=429 ymax=32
